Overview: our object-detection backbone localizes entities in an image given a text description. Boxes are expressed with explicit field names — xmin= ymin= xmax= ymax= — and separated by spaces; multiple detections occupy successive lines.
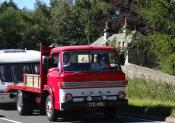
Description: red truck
xmin=4 ymin=45 xmax=128 ymax=121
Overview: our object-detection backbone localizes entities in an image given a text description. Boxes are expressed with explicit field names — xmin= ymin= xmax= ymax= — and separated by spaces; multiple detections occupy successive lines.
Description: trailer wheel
xmin=16 ymin=91 xmax=33 ymax=115
xmin=46 ymin=95 xmax=58 ymax=121
xmin=103 ymin=108 xmax=116 ymax=119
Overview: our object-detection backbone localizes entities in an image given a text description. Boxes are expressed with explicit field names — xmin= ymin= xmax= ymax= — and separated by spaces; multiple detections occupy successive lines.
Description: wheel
xmin=46 ymin=95 xmax=58 ymax=121
xmin=104 ymin=108 xmax=116 ymax=119
xmin=40 ymin=94 xmax=47 ymax=115
xmin=16 ymin=91 xmax=33 ymax=115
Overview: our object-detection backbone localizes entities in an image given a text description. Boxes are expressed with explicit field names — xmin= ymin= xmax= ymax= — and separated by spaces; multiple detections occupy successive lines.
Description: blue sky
xmin=0 ymin=0 xmax=50 ymax=10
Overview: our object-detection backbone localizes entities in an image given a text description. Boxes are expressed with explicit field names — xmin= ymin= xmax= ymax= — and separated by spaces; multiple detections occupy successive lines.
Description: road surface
xmin=0 ymin=102 xmax=166 ymax=123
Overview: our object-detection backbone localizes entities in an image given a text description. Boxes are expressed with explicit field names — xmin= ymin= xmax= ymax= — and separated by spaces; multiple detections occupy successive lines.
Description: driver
xmin=63 ymin=53 xmax=72 ymax=68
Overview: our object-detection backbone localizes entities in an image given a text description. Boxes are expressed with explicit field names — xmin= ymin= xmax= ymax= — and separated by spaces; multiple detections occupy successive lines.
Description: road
xmin=0 ymin=103 xmax=166 ymax=123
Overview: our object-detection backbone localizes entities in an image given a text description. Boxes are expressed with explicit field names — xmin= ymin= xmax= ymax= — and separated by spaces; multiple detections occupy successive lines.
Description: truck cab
xmin=44 ymin=46 xmax=127 ymax=121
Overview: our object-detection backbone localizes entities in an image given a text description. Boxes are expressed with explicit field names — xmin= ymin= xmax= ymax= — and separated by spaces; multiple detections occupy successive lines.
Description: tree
xmin=73 ymin=0 xmax=111 ymax=44
xmin=131 ymin=0 xmax=175 ymax=75
xmin=48 ymin=0 xmax=79 ymax=45
xmin=0 ymin=1 xmax=22 ymax=48
xmin=48 ymin=0 xmax=111 ymax=45
xmin=0 ymin=0 xmax=51 ymax=49
xmin=18 ymin=0 xmax=51 ymax=49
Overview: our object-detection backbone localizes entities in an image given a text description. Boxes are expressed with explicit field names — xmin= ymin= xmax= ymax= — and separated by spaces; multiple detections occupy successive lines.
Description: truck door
xmin=47 ymin=53 xmax=61 ymax=110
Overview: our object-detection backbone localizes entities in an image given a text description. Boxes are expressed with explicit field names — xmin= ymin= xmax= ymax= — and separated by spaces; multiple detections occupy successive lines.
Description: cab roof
xmin=51 ymin=45 xmax=115 ymax=53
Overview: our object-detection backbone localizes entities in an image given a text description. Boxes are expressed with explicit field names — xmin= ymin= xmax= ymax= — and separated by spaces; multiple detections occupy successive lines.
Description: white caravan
xmin=0 ymin=49 xmax=40 ymax=103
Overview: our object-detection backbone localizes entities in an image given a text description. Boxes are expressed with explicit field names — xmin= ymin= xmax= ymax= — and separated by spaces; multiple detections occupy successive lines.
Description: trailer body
xmin=0 ymin=49 xmax=40 ymax=103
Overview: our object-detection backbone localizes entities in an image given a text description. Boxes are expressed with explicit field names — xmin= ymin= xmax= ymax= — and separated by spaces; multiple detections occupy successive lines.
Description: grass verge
xmin=126 ymin=78 xmax=175 ymax=117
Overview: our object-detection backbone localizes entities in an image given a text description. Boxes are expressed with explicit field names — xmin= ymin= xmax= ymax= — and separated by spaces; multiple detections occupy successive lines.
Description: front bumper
xmin=61 ymin=99 xmax=128 ymax=111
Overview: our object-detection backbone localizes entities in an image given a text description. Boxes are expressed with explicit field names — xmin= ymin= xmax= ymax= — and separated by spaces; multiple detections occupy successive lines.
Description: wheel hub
xmin=17 ymin=94 xmax=22 ymax=112
xmin=46 ymin=99 xmax=52 ymax=117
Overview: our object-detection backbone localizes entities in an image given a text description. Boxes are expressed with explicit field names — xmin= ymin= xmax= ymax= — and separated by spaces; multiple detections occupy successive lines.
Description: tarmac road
xmin=0 ymin=102 xmax=167 ymax=123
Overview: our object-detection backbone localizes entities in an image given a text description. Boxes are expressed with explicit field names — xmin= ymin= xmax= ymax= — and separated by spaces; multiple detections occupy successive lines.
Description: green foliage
xmin=0 ymin=2 xmax=22 ymax=48
xmin=19 ymin=1 xmax=51 ymax=49
xmin=48 ymin=0 xmax=111 ymax=45
xmin=131 ymin=0 xmax=175 ymax=75
xmin=0 ymin=0 xmax=51 ymax=49
xmin=136 ymin=0 xmax=172 ymax=32
xmin=107 ymin=37 xmax=127 ymax=65
xmin=0 ymin=0 xmax=111 ymax=48
xmin=0 ymin=0 xmax=18 ymax=12
xmin=74 ymin=0 xmax=110 ymax=44
xmin=48 ymin=0 xmax=78 ymax=45
xmin=158 ymin=54 xmax=175 ymax=75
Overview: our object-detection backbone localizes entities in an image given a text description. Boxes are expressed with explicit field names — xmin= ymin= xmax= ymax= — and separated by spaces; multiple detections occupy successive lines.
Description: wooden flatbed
xmin=4 ymin=74 xmax=41 ymax=93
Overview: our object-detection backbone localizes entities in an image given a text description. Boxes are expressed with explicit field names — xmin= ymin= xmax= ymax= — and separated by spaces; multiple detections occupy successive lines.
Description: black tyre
xmin=104 ymin=108 xmax=116 ymax=119
xmin=46 ymin=95 xmax=58 ymax=121
xmin=16 ymin=91 xmax=33 ymax=115
xmin=40 ymin=94 xmax=47 ymax=115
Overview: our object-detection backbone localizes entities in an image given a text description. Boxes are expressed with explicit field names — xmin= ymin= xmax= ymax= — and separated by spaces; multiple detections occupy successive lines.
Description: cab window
xmin=51 ymin=53 xmax=60 ymax=69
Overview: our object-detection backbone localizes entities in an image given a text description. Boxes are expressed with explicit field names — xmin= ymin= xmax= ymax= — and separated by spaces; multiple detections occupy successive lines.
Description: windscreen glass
xmin=62 ymin=50 xmax=121 ymax=72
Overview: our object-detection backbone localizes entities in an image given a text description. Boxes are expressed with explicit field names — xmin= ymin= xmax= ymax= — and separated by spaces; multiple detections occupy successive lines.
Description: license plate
xmin=88 ymin=102 xmax=105 ymax=107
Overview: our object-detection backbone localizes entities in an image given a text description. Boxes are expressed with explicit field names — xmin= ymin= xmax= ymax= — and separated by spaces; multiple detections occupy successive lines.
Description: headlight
xmin=65 ymin=93 xmax=73 ymax=102
xmin=118 ymin=91 xmax=125 ymax=99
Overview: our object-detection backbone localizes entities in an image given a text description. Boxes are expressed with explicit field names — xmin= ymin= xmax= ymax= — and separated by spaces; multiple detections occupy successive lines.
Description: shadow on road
xmin=119 ymin=104 xmax=172 ymax=121
xmin=0 ymin=115 xmax=5 ymax=118
xmin=0 ymin=102 xmax=16 ymax=110
xmin=57 ymin=113 xmax=118 ymax=123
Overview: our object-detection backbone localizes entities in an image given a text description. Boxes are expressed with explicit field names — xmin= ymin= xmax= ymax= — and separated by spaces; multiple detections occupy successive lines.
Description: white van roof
xmin=0 ymin=49 xmax=40 ymax=63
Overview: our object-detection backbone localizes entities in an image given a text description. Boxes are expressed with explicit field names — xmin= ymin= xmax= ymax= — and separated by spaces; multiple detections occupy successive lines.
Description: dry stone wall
xmin=122 ymin=63 xmax=175 ymax=85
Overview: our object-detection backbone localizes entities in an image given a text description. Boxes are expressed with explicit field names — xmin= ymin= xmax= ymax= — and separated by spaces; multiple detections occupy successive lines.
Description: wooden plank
xmin=24 ymin=74 xmax=40 ymax=88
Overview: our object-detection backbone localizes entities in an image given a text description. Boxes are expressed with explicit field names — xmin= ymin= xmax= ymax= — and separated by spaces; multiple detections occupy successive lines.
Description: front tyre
xmin=46 ymin=95 xmax=58 ymax=121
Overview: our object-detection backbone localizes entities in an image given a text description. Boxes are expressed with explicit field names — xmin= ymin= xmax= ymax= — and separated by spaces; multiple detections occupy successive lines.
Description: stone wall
xmin=122 ymin=63 xmax=175 ymax=85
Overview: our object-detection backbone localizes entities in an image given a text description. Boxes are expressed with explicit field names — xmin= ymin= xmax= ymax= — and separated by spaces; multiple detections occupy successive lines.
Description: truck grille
xmin=61 ymin=81 xmax=125 ymax=89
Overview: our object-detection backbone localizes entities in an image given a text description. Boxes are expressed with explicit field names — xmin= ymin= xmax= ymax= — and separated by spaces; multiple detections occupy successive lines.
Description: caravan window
xmin=0 ymin=64 xmax=12 ymax=82
xmin=33 ymin=63 xmax=40 ymax=74
xmin=11 ymin=64 xmax=31 ymax=82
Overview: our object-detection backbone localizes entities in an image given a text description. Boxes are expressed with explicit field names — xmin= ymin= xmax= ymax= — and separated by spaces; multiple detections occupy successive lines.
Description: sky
xmin=0 ymin=0 xmax=50 ymax=10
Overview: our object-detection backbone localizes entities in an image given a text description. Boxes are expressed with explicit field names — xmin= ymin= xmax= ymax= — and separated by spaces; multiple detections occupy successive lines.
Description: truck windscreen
xmin=62 ymin=51 xmax=121 ymax=72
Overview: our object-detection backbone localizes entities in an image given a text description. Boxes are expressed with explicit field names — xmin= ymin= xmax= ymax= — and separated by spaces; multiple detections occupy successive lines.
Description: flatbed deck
xmin=4 ymin=74 xmax=41 ymax=93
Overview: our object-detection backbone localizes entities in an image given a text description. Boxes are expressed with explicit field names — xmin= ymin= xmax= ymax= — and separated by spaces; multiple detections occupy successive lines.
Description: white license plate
xmin=88 ymin=102 xmax=105 ymax=107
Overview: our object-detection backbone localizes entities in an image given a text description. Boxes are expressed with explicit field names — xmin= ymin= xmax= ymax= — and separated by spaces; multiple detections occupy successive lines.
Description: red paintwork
xmin=4 ymin=84 xmax=40 ymax=93
xmin=58 ymin=71 xmax=126 ymax=89
xmin=50 ymin=46 xmax=116 ymax=55
xmin=61 ymin=71 xmax=125 ymax=82
xmin=47 ymin=68 xmax=60 ymax=110
xmin=4 ymin=44 xmax=126 ymax=111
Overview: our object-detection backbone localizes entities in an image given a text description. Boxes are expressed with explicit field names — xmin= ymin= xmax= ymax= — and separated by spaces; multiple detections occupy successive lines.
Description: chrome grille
xmin=61 ymin=81 xmax=125 ymax=89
